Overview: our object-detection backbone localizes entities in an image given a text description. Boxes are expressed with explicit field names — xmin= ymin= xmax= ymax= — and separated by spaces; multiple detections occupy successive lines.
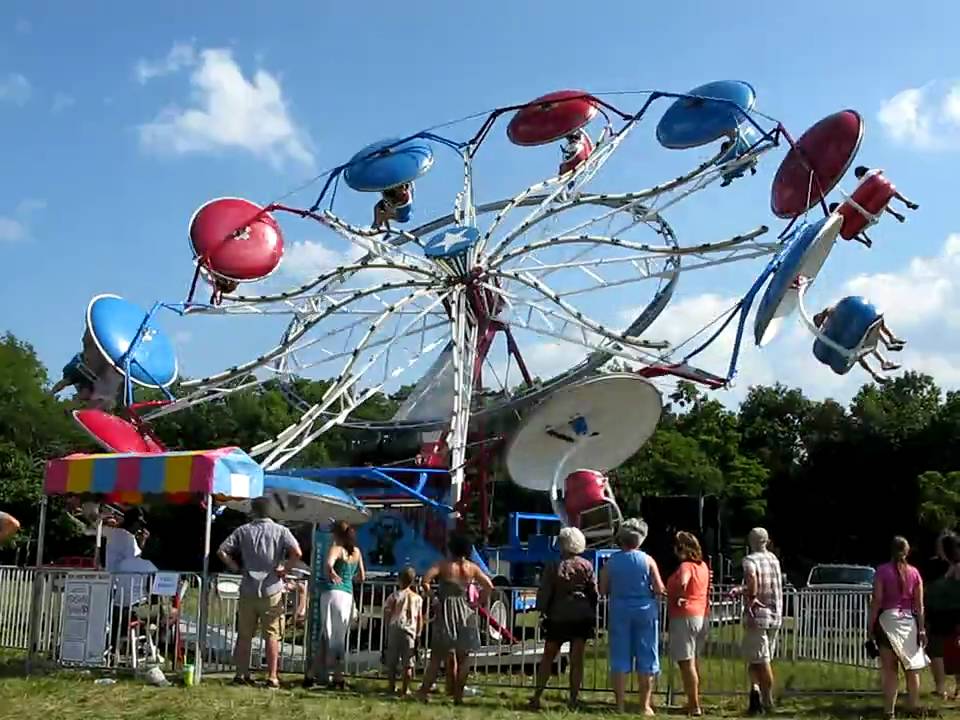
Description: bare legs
xmin=233 ymin=630 xmax=253 ymax=681
xmin=933 ymin=655 xmax=947 ymax=698
xmin=678 ymin=658 xmax=702 ymax=715
xmin=530 ymin=640 xmax=561 ymax=709
xmin=637 ymin=673 xmax=655 ymax=715
xmin=568 ymin=639 xmax=585 ymax=706
xmin=612 ymin=671 xmax=627 ymax=712
xmin=879 ymin=322 xmax=906 ymax=349
xmin=453 ymin=649 xmax=471 ymax=704
xmin=879 ymin=647 xmax=902 ymax=717
xmin=612 ymin=671 xmax=654 ymax=715
xmin=893 ymin=191 xmax=920 ymax=211
xmin=748 ymin=661 xmax=775 ymax=710
xmin=529 ymin=639 xmax=586 ymax=709
xmin=416 ymin=649 xmax=442 ymax=701
xmin=265 ymin=636 xmax=280 ymax=684
xmin=417 ymin=650 xmax=471 ymax=704
xmin=885 ymin=206 xmax=907 ymax=223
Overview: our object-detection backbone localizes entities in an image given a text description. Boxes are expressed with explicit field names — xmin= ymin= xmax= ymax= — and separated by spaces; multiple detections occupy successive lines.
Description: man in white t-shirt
xmin=99 ymin=507 xmax=155 ymax=658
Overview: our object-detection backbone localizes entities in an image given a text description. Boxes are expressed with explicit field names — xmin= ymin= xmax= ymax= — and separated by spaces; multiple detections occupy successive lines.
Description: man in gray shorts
xmin=741 ymin=527 xmax=782 ymax=715
xmin=218 ymin=497 xmax=302 ymax=688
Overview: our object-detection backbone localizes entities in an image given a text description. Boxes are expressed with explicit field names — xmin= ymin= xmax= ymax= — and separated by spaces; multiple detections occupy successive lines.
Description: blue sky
xmin=2 ymin=1 xmax=958 ymax=407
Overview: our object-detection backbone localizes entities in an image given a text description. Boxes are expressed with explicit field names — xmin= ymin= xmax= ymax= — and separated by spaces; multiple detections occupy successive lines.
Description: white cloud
xmin=842 ymin=234 xmax=960 ymax=328
xmin=17 ymin=198 xmax=47 ymax=215
xmin=878 ymin=81 xmax=960 ymax=150
xmin=138 ymin=46 xmax=314 ymax=169
xmin=0 ymin=198 xmax=45 ymax=243
xmin=135 ymin=42 xmax=197 ymax=83
xmin=282 ymin=240 xmax=361 ymax=281
xmin=0 ymin=217 xmax=25 ymax=242
xmin=51 ymin=92 xmax=75 ymax=113
xmin=0 ymin=73 xmax=30 ymax=106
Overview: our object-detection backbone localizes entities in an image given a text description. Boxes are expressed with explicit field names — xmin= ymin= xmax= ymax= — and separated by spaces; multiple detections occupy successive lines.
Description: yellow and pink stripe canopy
xmin=44 ymin=447 xmax=263 ymax=504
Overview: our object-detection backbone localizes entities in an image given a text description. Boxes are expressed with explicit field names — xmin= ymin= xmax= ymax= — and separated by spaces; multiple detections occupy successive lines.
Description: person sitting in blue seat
xmin=374 ymin=182 xmax=413 ymax=229
xmin=813 ymin=305 xmax=905 ymax=384
xmin=51 ymin=352 xmax=95 ymax=402
xmin=719 ymin=136 xmax=758 ymax=187
xmin=52 ymin=347 xmax=124 ymax=409
xmin=854 ymin=166 xmax=919 ymax=223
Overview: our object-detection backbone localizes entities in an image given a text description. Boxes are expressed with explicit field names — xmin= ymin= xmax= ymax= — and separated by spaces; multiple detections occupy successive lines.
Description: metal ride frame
xmin=115 ymin=89 xmax=822 ymax=531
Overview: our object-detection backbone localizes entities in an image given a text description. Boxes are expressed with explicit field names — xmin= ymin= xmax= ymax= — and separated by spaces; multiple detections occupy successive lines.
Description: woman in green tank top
xmin=307 ymin=521 xmax=366 ymax=690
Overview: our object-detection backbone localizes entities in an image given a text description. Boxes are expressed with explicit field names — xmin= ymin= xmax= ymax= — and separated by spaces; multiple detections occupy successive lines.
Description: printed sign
xmin=151 ymin=572 xmax=180 ymax=597
xmin=60 ymin=573 xmax=112 ymax=665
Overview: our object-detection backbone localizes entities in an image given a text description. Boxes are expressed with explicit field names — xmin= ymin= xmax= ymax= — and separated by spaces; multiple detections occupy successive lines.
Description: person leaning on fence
xmin=741 ymin=527 xmax=782 ymax=716
xmin=925 ymin=532 xmax=960 ymax=700
xmin=416 ymin=531 xmax=493 ymax=705
xmin=383 ymin=566 xmax=424 ymax=696
xmin=869 ymin=536 xmax=927 ymax=719
xmin=599 ymin=517 xmax=665 ymax=716
xmin=529 ymin=526 xmax=598 ymax=711
xmin=667 ymin=531 xmax=710 ymax=717
xmin=217 ymin=497 xmax=303 ymax=689
xmin=0 ymin=511 xmax=20 ymax=544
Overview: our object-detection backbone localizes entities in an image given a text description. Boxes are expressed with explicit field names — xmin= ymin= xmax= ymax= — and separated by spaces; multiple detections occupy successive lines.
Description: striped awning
xmin=44 ymin=447 xmax=263 ymax=503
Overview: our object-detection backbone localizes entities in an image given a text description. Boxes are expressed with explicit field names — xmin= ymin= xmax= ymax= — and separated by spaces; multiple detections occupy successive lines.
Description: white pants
xmin=319 ymin=590 xmax=354 ymax=672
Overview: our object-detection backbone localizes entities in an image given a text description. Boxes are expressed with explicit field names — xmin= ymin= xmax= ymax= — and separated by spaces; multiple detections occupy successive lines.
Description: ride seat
xmin=812 ymin=296 xmax=883 ymax=375
xmin=563 ymin=469 xmax=623 ymax=542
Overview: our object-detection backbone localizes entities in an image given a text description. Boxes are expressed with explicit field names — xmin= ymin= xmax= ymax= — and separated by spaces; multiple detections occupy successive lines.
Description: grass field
xmin=2 ymin=652 xmax=960 ymax=720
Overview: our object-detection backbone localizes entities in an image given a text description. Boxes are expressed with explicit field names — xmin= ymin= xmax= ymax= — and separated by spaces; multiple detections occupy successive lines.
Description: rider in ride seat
xmin=853 ymin=166 xmax=920 ymax=222
xmin=829 ymin=203 xmax=872 ymax=248
xmin=373 ymin=183 xmax=413 ymax=230
xmin=560 ymin=130 xmax=591 ymax=172
xmin=813 ymin=306 xmax=906 ymax=384
xmin=51 ymin=352 xmax=95 ymax=401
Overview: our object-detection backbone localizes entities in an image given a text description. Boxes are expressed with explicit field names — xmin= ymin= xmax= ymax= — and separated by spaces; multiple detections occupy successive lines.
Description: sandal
xmin=264 ymin=678 xmax=280 ymax=690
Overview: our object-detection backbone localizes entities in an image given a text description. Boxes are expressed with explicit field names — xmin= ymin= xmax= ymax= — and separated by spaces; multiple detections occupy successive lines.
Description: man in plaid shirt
xmin=742 ymin=527 xmax=782 ymax=715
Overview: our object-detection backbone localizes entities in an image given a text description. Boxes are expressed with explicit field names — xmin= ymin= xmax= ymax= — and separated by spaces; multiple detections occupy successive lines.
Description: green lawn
xmin=2 ymin=651 xmax=958 ymax=720
xmin=0 ymin=668 xmax=955 ymax=720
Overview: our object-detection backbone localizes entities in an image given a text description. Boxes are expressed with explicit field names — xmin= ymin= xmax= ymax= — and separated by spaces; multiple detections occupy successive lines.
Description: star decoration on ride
xmin=424 ymin=226 xmax=480 ymax=259
xmin=424 ymin=225 xmax=481 ymax=278
xmin=231 ymin=226 xmax=252 ymax=242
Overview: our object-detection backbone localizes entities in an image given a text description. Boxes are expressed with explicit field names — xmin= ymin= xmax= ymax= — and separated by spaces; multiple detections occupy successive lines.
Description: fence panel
xmin=0 ymin=565 xmax=35 ymax=650
xmin=6 ymin=567 xmax=890 ymax=697
xmin=21 ymin=568 xmax=204 ymax=677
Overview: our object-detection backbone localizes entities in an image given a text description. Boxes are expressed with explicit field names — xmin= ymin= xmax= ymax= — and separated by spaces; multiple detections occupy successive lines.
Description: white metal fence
xmin=0 ymin=565 xmax=882 ymax=696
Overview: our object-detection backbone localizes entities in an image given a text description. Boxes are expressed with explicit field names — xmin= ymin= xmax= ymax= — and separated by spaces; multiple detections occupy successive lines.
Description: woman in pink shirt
xmin=868 ymin=536 xmax=927 ymax=719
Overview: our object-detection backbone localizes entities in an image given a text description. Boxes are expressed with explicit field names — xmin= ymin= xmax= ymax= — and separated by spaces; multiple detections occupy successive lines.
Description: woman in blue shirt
xmin=599 ymin=518 xmax=666 ymax=715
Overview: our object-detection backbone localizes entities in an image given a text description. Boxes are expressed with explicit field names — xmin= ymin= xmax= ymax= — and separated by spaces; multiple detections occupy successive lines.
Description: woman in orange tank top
xmin=666 ymin=532 xmax=710 ymax=716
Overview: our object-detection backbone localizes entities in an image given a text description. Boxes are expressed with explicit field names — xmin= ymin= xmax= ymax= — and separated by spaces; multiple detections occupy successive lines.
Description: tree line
xmin=1 ymin=331 xmax=958 ymax=583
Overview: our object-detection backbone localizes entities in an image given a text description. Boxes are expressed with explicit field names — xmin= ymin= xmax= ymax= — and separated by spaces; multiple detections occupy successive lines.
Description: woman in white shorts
xmin=666 ymin=532 xmax=710 ymax=716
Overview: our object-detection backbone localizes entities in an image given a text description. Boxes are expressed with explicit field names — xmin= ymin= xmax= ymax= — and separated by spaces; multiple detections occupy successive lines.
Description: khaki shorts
xmin=743 ymin=625 xmax=779 ymax=664
xmin=384 ymin=625 xmax=417 ymax=673
xmin=669 ymin=615 xmax=707 ymax=662
xmin=238 ymin=593 xmax=285 ymax=640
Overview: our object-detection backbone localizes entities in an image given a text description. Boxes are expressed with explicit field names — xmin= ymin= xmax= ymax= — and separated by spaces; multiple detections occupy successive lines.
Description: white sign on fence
xmin=60 ymin=572 xmax=112 ymax=665
xmin=151 ymin=572 xmax=179 ymax=597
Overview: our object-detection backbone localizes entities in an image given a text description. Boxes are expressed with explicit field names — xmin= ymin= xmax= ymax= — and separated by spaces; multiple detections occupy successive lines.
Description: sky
xmin=1 ymin=1 xmax=959 ymax=411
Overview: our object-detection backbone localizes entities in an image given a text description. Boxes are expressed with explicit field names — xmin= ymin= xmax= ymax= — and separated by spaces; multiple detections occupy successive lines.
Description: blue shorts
xmin=394 ymin=203 xmax=412 ymax=223
xmin=608 ymin=605 xmax=660 ymax=675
